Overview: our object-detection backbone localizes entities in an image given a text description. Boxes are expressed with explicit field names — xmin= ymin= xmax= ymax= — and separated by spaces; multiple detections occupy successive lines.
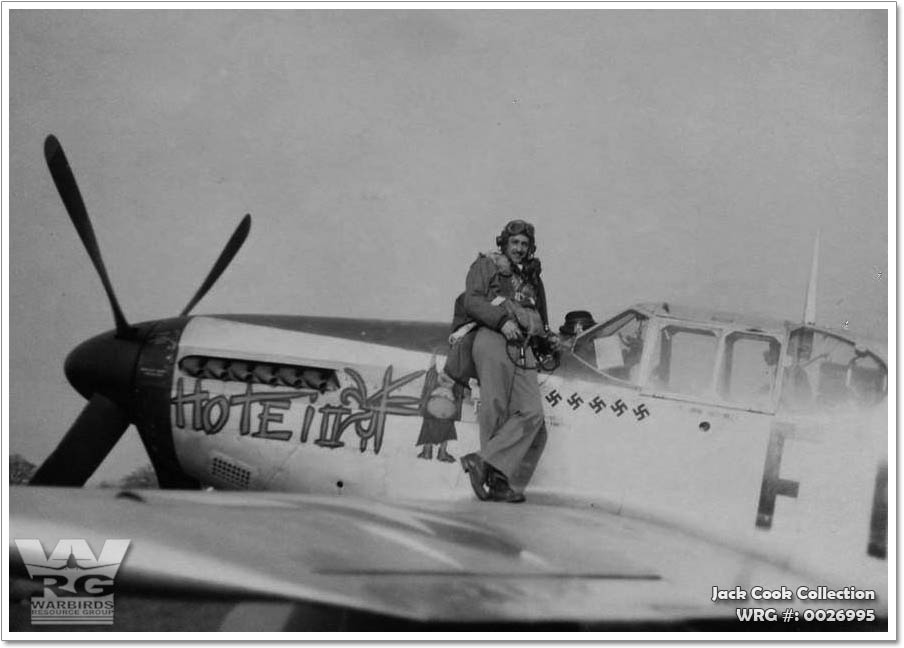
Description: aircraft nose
xmin=64 ymin=329 xmax=142 ymax=403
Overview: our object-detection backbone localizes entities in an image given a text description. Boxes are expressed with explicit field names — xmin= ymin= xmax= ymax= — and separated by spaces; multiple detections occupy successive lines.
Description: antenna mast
xmin=802 ymin=231 xmax=820 ymax=325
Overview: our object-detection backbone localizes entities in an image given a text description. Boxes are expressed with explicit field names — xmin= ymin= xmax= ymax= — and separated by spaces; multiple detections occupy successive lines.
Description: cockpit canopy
xmin=567 ymin=303 xmax=887 ymax=414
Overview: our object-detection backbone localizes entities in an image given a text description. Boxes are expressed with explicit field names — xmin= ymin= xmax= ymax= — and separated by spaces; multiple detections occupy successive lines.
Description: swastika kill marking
xmin=589 ymin=396 xmax=606 ymax=414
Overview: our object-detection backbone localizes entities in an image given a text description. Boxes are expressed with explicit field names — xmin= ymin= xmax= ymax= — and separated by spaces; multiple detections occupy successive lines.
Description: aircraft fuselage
xmin=89 ymin=308 xmax=886 ymax=600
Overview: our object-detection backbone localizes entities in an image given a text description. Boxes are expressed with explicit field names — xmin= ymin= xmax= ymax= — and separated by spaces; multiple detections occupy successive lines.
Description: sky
xmin=7 ymin=8 xmax=890 ymax=482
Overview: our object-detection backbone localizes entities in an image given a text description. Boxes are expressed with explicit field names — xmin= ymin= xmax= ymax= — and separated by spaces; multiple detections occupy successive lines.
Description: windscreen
xmin=572 ymin=311 xmax=647 ymax=383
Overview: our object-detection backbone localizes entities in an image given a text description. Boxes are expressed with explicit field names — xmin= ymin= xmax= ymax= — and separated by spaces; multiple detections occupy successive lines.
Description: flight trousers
xmin=472 ymin=327 xmax=547 ymax=492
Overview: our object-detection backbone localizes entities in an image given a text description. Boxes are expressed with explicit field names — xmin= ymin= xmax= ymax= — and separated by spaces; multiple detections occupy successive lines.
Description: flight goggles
xmin=503 ymin=220 xmax=535 ymax=238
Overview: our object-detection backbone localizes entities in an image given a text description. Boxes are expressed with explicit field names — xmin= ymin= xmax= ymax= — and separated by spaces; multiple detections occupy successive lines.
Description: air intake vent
xmin=209 ymin=455 xmax=252 ymax=489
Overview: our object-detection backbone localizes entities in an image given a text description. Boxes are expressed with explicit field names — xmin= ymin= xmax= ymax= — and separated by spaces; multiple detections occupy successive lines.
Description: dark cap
xmin=559 ymin=310 xmax=597 ymax=336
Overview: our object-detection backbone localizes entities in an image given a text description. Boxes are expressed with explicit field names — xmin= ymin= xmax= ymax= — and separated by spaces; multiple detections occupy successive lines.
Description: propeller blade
xmin=140 ymin=440 xmax=201 ymax=490
xmin=179 ymin=213 xmax=251 ymax=317
xmin=30 ymin=393 xmax=130 ymax=486
xmin=44 ymin=135 xmax=133 ymax=338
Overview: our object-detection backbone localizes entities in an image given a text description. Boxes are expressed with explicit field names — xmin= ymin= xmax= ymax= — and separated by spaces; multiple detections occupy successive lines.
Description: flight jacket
xmin=451 ymin=252 xmax=549 ymax=334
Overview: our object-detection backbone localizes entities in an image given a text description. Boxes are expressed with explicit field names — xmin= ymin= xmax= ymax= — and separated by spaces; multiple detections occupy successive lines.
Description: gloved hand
xmin=501 ymin=319 xmax=523 ymax=341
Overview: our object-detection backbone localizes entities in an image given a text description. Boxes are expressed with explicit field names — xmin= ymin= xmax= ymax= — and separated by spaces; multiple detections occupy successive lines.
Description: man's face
xmin=504 ymin=233 xmax=531 ymax=264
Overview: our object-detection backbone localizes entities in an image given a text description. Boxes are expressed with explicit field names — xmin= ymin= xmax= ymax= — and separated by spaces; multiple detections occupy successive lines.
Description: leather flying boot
xmin=488 ymin=469 xmax=526 ymax=503
xmin=460 ymin=453 xmax=490 ymax=501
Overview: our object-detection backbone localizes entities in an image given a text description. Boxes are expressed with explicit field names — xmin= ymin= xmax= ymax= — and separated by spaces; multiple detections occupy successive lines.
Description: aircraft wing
xmin=7 ymin=486 xmax=880 ymax=631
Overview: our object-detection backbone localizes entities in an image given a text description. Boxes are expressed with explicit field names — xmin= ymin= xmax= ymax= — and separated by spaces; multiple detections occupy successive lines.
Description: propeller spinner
xmin=30 ymin=135 xmax=251 ymax=487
